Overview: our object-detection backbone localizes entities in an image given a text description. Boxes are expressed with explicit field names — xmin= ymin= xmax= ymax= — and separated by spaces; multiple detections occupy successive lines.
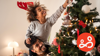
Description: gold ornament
xmin=90 ymin=31 xmax=92 ymax=33
xmin=56 ymin=37 xmax=59 ymax=39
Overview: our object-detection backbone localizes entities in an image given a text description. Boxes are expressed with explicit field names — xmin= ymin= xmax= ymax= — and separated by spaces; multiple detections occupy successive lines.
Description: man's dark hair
xmin=27 ymin=2 xmax=47 ymax=22
xmin=24 ymin=35 xmax=51 ymax=55
xmin=24 ymin=35 xmax=38 ymax=49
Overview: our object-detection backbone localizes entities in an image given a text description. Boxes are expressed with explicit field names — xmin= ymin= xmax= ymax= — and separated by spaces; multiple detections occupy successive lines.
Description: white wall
xmin=89 ymin=0 xmax=100 ymax=27
xmin=0 ymin=0 xmax=100 ymax=56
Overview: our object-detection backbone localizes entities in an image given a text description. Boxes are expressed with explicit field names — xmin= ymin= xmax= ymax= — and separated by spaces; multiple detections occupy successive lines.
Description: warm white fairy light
xmin=86 ymin=19 xmax=88 ymax=22
xmin=95 ymin=27 xmax=98 ymax=31
xmin=89 ymin=20 xmax=91 ymax=23
xmin=90 ymin=31 xmax=91 ymax=33
xmin=96 ymin=29 xmax=98 ymax=31
xmin=92 ymin=20 xmax=93 ymax=23
xmin=63 ymin=35 xmax=66 ymax=36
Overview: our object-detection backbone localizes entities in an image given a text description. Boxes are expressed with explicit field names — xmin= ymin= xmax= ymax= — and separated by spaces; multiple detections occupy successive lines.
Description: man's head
xmin=25 ymin=36 xmax=47 ymax=55
xmin=27 ymin=2 xmax=47 ymax=24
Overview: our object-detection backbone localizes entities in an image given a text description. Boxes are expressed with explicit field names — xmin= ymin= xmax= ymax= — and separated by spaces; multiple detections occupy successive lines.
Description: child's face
xmin=35 ymin=6 xmax=46 ymax=23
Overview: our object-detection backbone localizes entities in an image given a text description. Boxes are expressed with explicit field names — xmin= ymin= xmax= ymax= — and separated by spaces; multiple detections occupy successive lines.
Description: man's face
xmin=31 ymin=39 xmax=46 ymax=54
xmin=35 ymin=6 xmax=47 ymax=24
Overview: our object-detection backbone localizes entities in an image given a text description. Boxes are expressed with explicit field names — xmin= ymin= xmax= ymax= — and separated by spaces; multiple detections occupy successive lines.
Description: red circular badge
xmin=77 ymin=33 xmax=95 ymax=52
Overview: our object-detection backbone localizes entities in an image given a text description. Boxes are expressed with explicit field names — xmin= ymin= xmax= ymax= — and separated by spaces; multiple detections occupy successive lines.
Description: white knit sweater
xmin=25 ymin=5 xmax=65 ymax=43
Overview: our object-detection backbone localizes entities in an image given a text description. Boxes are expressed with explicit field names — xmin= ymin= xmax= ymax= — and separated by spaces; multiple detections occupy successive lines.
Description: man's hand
xmin=26 ymin=38 xmax=31 ymax=44
xmin=63 ymin=0 xmax=69 ymax=8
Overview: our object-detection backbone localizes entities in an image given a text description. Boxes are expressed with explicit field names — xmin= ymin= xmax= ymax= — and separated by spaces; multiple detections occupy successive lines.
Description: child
xmin=26 ymin=0 xmax=68 ymax=44
xmin=25 ymin=0 xmax=68 ymax=55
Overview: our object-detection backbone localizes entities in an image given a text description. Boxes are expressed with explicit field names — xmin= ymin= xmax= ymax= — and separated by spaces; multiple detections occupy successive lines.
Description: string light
xmin=74 ymin=22 xmax=77 ymax=24
xmin=92 ymin=20 xmax=93 ymax=23
xmin=63 ymin=34 xmax=66 ymax=37
xmin=86 ymin=19 xmax=88 ymax=22
xmin=95 ymin=27 xmax=98 ymax=31
xmin=64 ymin=44 xmax=66 ymax=46
xmin=90 ymin=31 xmax=92 ymax=33
xmin=67 ymin=32 xmax=70 ymax=36
xmin=85 ymin=20 xmax=88 ymax=24
xmin=89 ymin=20 xmax=91 ymax=23
xmin=97 ymin=31 xmax=98 ymax=33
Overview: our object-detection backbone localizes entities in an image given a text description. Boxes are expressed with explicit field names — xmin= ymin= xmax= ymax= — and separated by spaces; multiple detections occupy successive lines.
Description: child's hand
xmin=63 ymin=0 xmax=69 ymax=8
xmin=26 ymin=38 xmax=31 ymax=44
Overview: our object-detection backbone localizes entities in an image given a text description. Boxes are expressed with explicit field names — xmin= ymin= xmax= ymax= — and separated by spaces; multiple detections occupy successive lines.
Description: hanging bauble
xmin=62 ymin=15 xmax=71 ymax=25
xmin=62 ymin=20 xmax=71 ymax=25
xmin=97 ymin=44 xmax=100 ymax=54
xmin=52 ymin=38 xmax=59 ymax=46
xmin=72 ymin=39 xmax=77 ymax=45
xmin=82 ymin=5 xmax=90 ymax=14
xmin=66 ymin=14 xmax=70 ymax=20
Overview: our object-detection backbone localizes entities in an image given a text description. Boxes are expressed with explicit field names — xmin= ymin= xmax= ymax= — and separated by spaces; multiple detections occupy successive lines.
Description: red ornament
xmin=17 ymin=1 xmax=34 ymax=11
xmin=78 ymin=20 xmax=86 ymax=28
xmin=52 ymin=38 xmax=59 ymax=46
xmin=77 ymin=29 xmax=79 ymax=37
xmin=58 ymin=45 xmax=61 ymax=54
xmin=66 ymin=15 xmax=70 ymax=20
xmin=64 ymin=12 xmax=67 ymax=15
xmin=97 ymin=44 xmax=100 ymax=53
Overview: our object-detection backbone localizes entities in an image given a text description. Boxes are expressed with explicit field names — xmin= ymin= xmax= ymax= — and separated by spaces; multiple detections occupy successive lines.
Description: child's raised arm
xmin=63 ymin=0 xmax=69 ymax=8
xmin=48 ymin=0 xmax=69 ymax=26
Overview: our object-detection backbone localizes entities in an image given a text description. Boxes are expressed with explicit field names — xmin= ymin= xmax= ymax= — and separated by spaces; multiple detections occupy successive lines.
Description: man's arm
xmin=48 ymin=0 xmax=68 ymax=26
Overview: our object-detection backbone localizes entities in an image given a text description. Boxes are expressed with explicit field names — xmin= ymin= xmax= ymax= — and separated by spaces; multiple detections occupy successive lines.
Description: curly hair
xmin=27 ymin=2 xmax=47 ymax=22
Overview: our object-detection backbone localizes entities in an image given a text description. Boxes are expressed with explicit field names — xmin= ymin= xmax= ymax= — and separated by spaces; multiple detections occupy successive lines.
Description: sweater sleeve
xmin=25 ymin=22 xmax=34 ymax=39
xmin=48 ymin=5 xmax=65 ymax=26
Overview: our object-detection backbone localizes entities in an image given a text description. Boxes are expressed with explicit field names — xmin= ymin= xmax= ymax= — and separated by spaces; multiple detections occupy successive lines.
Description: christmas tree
xmin=49 ymin=0 xmax=100 ymax=56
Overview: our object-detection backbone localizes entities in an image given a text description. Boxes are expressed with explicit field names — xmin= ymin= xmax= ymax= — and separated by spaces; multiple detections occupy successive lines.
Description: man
xmin=25 ymin=35 xmax=50 ymax=56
